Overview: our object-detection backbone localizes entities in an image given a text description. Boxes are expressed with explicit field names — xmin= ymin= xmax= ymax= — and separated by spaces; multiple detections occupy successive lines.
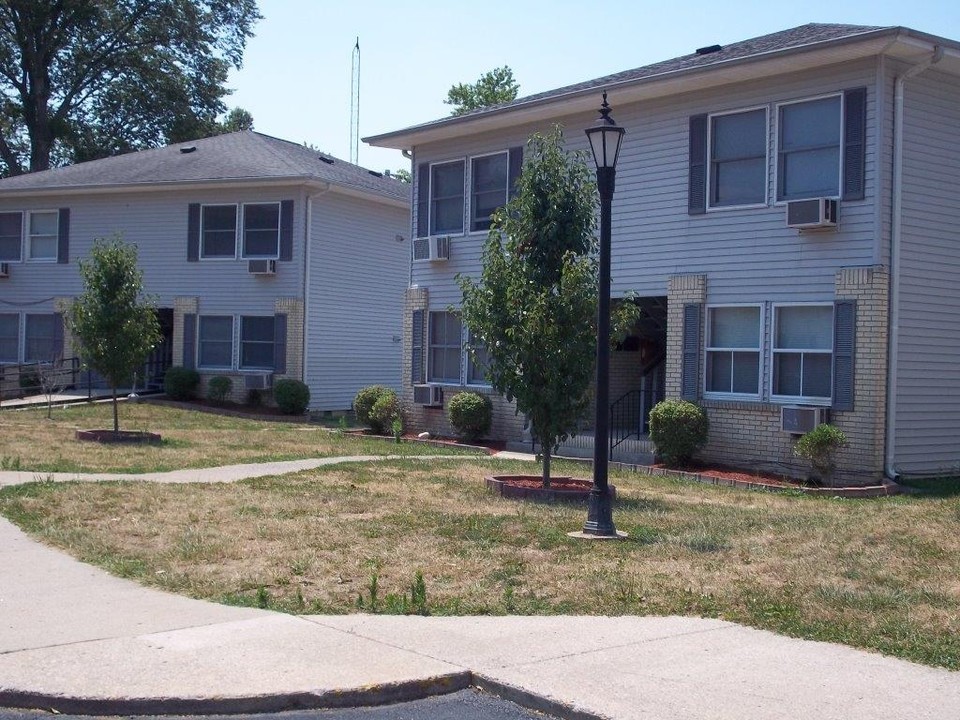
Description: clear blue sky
xmin=227 ymin=1 xmax=960 ymax=172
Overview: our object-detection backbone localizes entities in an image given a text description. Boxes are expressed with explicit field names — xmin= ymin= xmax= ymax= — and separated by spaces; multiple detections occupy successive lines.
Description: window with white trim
xmin=27 ymin=211 xmax=58 ymax=261
xmin=430 ymin=161 xmax=465 ymax=235
xmin=0 ymin=212 xmax=22 ymax=261
xmin=200 ymin=205 xmax=237 ymax=258
xmin=709 ymin=109 xmax=767 ymax=208
xmin=242 ymin=203 xmax=280 ymax=259
xmin=198 ymin=315 xmax=234 ymax=368
xmin=705 ymin=306 xmax=762 ymax=396
xmin=428 ymin=311 xmax=462 ymax=383
xmin=24 ymin=313 xmax=58 ymax=362
xmin=772 ymin=304 xmax=833 ymax=401
xmin=466 ymin=330 xmax=490 ymax=386
xmin=0 ymin=313 xmax=18 ymax=363
xmin=777 ymin=95 xmax=842 ymax=201
xmin=470 ymin=152 xmax=508 ymax=232
xmin=240 ymin=315 xmax=275 ymax=370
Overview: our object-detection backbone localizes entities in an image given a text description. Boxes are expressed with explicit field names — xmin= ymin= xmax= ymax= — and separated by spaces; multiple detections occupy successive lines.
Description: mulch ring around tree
xmin=75 ymin=429 xmax=162 ymax=444
xmin=486 ymin=475 xmax=614 ymax=502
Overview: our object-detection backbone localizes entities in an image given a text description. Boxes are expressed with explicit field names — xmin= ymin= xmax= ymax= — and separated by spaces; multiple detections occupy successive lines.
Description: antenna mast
xmin=350 ymin=37 xmax=360 ymax=165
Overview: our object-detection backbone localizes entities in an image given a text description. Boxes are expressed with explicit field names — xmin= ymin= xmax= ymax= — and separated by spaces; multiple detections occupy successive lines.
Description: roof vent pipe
xmin=179 ymin=146 xmax=197 ymax=154
xmin=695 ymin=44 xmax=722 ymax=55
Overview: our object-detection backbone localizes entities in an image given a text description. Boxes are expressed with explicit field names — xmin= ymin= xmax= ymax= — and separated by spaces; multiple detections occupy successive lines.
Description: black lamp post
xmin=582 ymin=92 xmax=625 ymax=538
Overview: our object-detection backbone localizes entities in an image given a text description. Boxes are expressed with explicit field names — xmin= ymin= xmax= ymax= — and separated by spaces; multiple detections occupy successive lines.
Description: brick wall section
xmin=665 ymin=274 xmax=706 ymax=398
xmin=54 ymin=297 xmax=75 ymax=359
xmin=274 ymin=297 xmax=304 ymax=381
xmin=172 ymin=296 xmax=198 ymax=367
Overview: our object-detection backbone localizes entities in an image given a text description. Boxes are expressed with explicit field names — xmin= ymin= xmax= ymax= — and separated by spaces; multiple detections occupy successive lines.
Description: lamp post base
xmin=573 ymin=487 xmax=626 ymax=539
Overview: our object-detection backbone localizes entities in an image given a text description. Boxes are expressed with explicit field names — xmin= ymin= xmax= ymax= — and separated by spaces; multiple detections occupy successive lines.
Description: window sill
xmin=705 ymin=202 xmax=769 ymax=213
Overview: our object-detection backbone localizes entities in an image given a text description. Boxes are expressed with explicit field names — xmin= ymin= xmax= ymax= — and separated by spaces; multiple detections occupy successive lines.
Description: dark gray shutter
xmin=411 ymin=309 xmax=424 ymax=384
xmin=688 ymin=114 xmax=708 ymax=215
xmin=57 ymin=208 xmax=70 ymax=264
xmin=187 ymin=204 xmax=200 ymax=261
xmin=182 ymin=313 xmax=196 ymax=369
xmin=832 ymin=300 xmax=856 ymax=411
xmin=508 ymin=146 xmax=523 ymax=198
xmin=842 ymin=87 xmax=867 ymax=201
xmin=416 ymin=163 xmax=429 ymax=238
xmin=53 ymin=313 xmax=64 ymax=358
xmin=279 ymin=199 xmax=294 ymax=261
xmin=681 ymin=303 xmax=701 ymax=400
xmin=273 ymin=313 xmax=287 ymax=374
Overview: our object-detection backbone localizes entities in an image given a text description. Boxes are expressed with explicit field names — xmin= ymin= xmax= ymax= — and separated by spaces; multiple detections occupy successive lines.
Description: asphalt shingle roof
xmin=0 ymin=131 xmax=409 ymax=203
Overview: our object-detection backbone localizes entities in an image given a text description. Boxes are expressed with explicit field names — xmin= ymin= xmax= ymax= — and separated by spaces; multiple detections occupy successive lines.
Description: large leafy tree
xmin=445 ymin=66 xmax=518 ymax=116
xmin=0 ymin=0 xmax=261 ymax=176
xmin=66 ymin=236 xmax=161 ymax=435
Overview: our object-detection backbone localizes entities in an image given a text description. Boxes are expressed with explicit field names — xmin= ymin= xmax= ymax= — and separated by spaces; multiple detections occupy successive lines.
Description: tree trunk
xmin=541 ymin=443 xmax=551 ymax=489
xmin=112 ymin=385 xmax=119 ymax=436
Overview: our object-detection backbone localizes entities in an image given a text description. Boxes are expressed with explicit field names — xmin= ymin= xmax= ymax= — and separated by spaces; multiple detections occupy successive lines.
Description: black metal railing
xmin=609 ymin=390 xmax=643 ymax=454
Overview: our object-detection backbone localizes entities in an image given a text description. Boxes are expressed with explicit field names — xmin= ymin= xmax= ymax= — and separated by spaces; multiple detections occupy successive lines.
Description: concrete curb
xmin=472 ymin=674 xmax=611 ymax=720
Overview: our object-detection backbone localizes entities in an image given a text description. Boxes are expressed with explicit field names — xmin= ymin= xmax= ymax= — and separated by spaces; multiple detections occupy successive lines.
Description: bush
xmin=18 ymin=367 xmax=41 ymax=393
xmin=207 ymin=375 xmax=232 ymax=405
xmin=274 ymin=378 xmax=311 ymax=415
xmin=246 ymin=388 xmax=263 ymax=408
xmin=448 ymin=391 xmax=493 ymax=441
xmin=368 ymin=391 xmax=402 ymax=435
xmin=648 ymin=399 xmax=709 ymax=467
xmin=793 ymin=423 xmax=847 ymax=483
xmin=164 ymin=366 xmax=200 ymax=400
xmin=354 ymin=385 xmax=393 ymax=429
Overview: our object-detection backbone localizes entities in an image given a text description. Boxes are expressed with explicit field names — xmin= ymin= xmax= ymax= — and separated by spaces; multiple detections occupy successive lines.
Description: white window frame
xmin=0 ymin=312 xmax=20 ymax=364
xmin=199 ymin=204 xmax=239 ymax=260
xmin=239 ymin=315 xmax=275 ymax=370
xmin=26 ymin=210 xmax=58 ymax=263
xmin=429 ymin=159 xmax=466 ymax=237
xmin=774 ymin=92 xmax=843 ymax=204
xmin=197 ymin=314 xmax=235 ymax=370
xmin=703 ymin=304 xmax=764 ymax=400
xmin=0 ymin=210 xmax=23 ymax=263
xmin=706 ymin=106 xmax=769 ymax=211
xmin=240 ymin=202 xmax=281 ymax=260
xmin=464 ymin=328 xmax=491 ymax=388
xmin=427 ymin=310 xmax=463 ymax=385
xmin=469 ymin=150 xmax=510 ymax=234
xmin=769 ymin=302 xmax=834 ymax=405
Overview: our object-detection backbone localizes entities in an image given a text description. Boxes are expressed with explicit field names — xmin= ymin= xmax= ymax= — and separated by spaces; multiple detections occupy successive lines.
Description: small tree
xmin=66 ymin=236 xmax=160 ymax=435
xmin=37 ymin=358 xmax=69 ymax=419
xmin=445 ymin=66 xmax=519 ymax=116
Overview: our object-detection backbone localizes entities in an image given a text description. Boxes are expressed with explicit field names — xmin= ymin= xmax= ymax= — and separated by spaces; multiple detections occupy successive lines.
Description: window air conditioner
xmin=0 ymin=262 xmax=8 ymax=278
xmin=786 ymin=198 xmax=838 ymax=229
xmin=781 ymin=406 xmax=829 ymax=434
xmin=413 ymin=236 xmax=451 ymax=262
xmin=244 ymin=373 xmax=273 ymax=390
xmin=248 ymin=259 xmax=277 ymax=275
xmin=412 ymin=237 xmax=430 ymax=262
xmin=413 ymin=384 xmax=443 ymax=406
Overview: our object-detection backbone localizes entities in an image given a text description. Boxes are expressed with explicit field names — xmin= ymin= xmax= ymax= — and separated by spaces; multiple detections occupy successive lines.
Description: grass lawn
xmin=0 ymin=402 xmax=478 ymax=473
xmin=2 ymin=456 xmax=958 ymax=670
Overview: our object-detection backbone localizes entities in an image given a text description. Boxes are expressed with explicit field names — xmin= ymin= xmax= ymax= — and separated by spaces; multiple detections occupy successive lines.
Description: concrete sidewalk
xmin=1 ymin=461 xmax=959 ymax=718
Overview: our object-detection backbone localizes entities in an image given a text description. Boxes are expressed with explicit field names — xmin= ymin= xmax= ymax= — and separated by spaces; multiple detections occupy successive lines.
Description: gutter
xmin=884 ymin=45 xmax=943 ymax=480
xmin=302 ymin=184 xmax=333 ymax=392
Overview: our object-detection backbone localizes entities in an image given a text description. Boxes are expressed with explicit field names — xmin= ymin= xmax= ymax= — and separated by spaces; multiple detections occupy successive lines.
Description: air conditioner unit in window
xmin=248 ymin=259 xmax=277 ymax=275
xmin=786 ymin=198 xmax=838 ymax=229
xmin=413 ymin=236 xmax=450 ymax=262
xmin=413 ymin=384 xmax=443 ymax=406
xmin=0 ymin=262 xmax=8 ymax=278
xmin=244 ymin=373 xmax=273 ymax=390
xmin=781 ymin=406 xmax=829 ymax=435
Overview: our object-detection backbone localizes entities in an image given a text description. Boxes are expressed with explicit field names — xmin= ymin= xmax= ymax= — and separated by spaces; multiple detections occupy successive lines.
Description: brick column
xmin=173 ymin=296 xmax=198 ymax=366
xmin=665 ymin=274 xmax=706 ymax=399
xmin=54 ymin=297 xmax=75 ymax=359
xmin=401 ymin=286 xmax=429 ymax=430
xmin=274 ymin=297 xmax=304 ymax=381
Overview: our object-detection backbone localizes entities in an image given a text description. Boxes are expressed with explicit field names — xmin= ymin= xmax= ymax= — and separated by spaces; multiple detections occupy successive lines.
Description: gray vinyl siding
xmin=893 ymin=68 xmax=960 ymax=476
xmin=305 ymin=192 xmax=408 ymax=410
xmin=411 ymin=60 xmax=881 ymax=312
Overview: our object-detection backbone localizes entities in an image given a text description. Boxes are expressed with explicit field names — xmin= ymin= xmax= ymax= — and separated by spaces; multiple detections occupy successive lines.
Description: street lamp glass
xmin=585 ymin=94 xmax=625 ymax=170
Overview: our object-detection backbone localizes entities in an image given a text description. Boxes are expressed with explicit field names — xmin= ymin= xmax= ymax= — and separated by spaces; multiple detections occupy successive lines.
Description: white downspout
xmin=302 ymin=184 xmax=332 ymax=393
xmin=885 ymin=45 xmax=943 ymax=480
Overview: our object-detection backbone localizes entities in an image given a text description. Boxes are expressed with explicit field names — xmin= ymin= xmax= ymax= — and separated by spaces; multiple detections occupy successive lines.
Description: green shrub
xmin=793 ymin=423 xmax=847 ymax=484
xmin=18 ymin=367 xmax=41 ymax=393
xmin=164 ymin=366 xmax=200 ymax=400
xmin=648 ymin=399 xmax=709 ymax=467
xmin=274 ymin=378 xmax=311 ymax=415
xmin=207 ymin=375 xmax=232 ymax=405
xmin=354 ymin=385 xmax=392 ymax=429
xmin=368 ymin=391 xmax=402 ymax=435
xmin=246 ymin=388 xmax=263 ymax=408
xmin=448 ymin=391 xmax=493 ymax=441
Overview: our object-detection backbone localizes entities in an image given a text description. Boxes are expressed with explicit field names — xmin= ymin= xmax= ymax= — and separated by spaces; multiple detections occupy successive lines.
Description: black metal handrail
xmin=610 ymin=389 xmax=643 ymax=454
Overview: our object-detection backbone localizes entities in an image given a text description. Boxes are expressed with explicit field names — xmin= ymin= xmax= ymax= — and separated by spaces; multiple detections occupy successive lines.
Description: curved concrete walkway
xmin=1 ymin=455 xmax=958 ymax=719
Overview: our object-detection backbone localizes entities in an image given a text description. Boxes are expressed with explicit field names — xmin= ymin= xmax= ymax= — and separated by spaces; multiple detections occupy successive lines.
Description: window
xmin=24 ymin=313 xmax=59 ymax=363
xmin=240 ymin=316 xmax=275 ymax=369
xmin=0 ymin=212 xmax=22 ymax=261
xmin=709 ymin=109 xmax=767 ymax=207
xmin=471 ymin=153 xmax=508 ymax=232
xmin=0 ymin=314 xmax=18 ymax=363
xmin=198 ymin=316 xmax=233 ymax=368
xmin=772 ymin=305 xmax=833 ymax=401
xmin=430 ymin=161 xmax=465 ymax=235
xmin=705 ymin=306 xmax=761 ymax=396
xmin=777 ymin=95 xmax=841 ymax=201
xmin=428 ymin=311 xmax=462 ymax=383
xmin=242 ymin=203 xmax=280 ymax=258
xmin=27 ymin=211 xmax=57 ymax=261
xmin=201 ymin=205 xmax=237 ymax=258
xmin=466 ymin=331 xmax=490 ymax=386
